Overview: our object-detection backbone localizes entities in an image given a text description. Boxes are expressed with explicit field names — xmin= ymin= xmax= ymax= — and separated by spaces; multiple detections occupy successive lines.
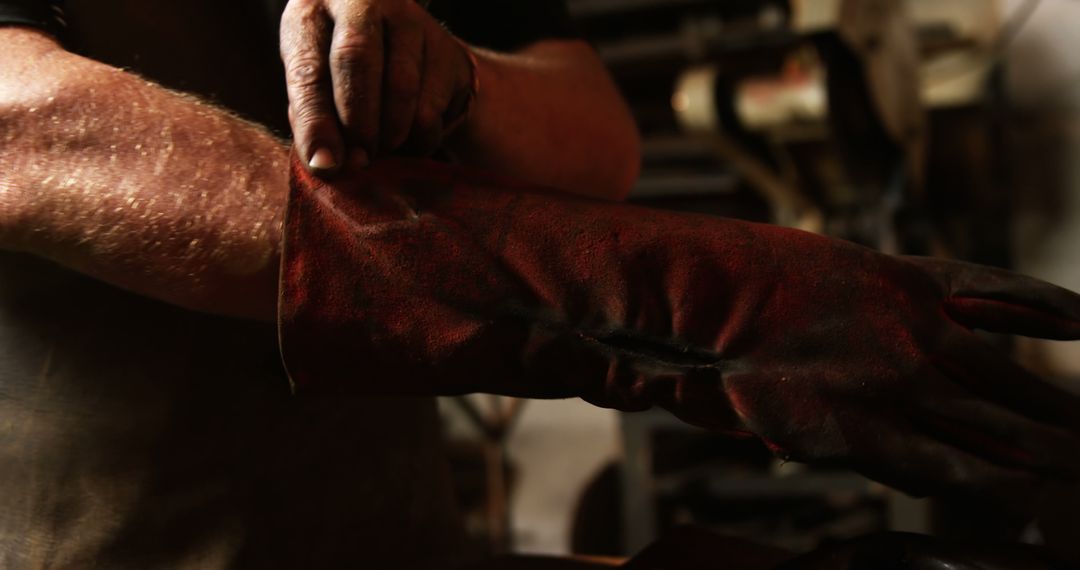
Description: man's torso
xmin=0 ymin=1 xmax=465 ymax=567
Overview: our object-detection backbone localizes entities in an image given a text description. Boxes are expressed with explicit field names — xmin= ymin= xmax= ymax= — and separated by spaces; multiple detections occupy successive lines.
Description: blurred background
xmin=438 ymin=0 xmax=1080 ymax=563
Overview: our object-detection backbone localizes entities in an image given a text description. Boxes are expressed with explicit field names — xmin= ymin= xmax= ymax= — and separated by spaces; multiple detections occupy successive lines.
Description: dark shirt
xmin=0 ymin=1 xmax=574 ymax=568
xmin=0 ymin=0 xmax=64 ymax=35
xmin=430 ymin=0 xmax=576 ymax=51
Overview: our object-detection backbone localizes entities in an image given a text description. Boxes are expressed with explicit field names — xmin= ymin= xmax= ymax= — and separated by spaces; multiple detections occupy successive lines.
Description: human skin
xmin=0 ymin=13 xmax=468 ymax=568
xmin=0 ymin=21 xmax=639 ymax=320
xmin=1 ymin=4 xmax=1079 ymax=570
xmin=0 ymin=7 xmax=634 ymax=568
xmin=278 ymin=0 xmax=642 ymax=199
xmin=0 ymin=28 xmax=289 ymax=320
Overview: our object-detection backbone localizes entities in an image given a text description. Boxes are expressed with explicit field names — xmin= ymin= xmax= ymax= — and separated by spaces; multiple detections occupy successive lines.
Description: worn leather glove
xmin=775 ymin=532 xmax=1069 ymax=570
xmin=279 ymin=155 xmax=1080 ymax=502
xmin=621 ymin=526 xmax=794 ymax=570
xmin=620 ymin=528 xmax=1067 ymax=570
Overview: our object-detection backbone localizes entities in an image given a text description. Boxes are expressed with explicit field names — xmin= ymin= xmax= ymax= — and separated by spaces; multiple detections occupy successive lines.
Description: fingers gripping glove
xmin=279 ymin=155 xmax=1080 ymax=499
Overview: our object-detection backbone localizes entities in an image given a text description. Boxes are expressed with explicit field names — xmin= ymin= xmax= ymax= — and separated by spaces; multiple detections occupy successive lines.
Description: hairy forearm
xmin=0 ymin=30 xmax=287 ymax=321
xmin=0 ymin=31 xmax=635 ymax=322
xmin=450 ymin=40 xmax=641 ymax=201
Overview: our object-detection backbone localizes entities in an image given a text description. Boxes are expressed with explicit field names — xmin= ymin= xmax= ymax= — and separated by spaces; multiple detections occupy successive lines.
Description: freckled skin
xmin=2 ymin=1 xmax=1080 ymax=567
xmin=0 ymin=6 xmax=463 ymax=568
xmin=7 ymin=85 xmax=287 ymax=301
xmin=0 ymin=29 xmax=289 ymax=320
xmin=0 ymin=1 xmax=642 ymax=566
xmin=0 ymin=0 xmax=641 ymax=322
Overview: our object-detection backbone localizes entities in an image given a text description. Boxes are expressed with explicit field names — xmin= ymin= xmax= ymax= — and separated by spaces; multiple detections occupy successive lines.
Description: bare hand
xmin=280 ymin=0 xmax=477 ymax=174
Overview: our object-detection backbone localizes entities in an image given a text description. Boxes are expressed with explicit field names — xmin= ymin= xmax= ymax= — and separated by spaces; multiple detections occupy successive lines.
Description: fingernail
xmin=308 ymin=147 xmax=337 ymax=171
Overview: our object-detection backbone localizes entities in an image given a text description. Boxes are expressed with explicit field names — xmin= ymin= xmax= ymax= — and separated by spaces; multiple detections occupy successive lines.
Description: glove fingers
xmin=915 ymin=373 xmax=1080 ymax=479
xmin=935 ymin=328 xmax=1080 ymax=431
xmin=852 ymin=421 xmax=1042 ymax=514
xmin=777 ymin=532 xmax=1068 ymax=570
xmin=903 ymin=256 xmax=1080 ymax=340
xmin=945 ymin=296 xmax=1080 ymax=340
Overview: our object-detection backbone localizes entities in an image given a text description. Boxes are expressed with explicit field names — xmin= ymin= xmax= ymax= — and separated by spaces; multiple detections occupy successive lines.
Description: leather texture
xmin=620 ymin=528 xmax=1069 ymax=570
xmin=775 ymin=531 xmax=1070 ymax=570
xmin=279 ymin=154 xmax=1080 ymax=502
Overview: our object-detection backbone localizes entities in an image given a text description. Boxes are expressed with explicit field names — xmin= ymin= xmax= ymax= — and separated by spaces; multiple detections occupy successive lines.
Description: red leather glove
xmin=620 ymin=528 xmax=1068 ymax=570
xmin=775 ymin=532 xmax=1069 ymax=570
xmin=279 ymin=155 xmax=1080 ymax=501
xmin=621 ymin=527 xmax=794 ymax=570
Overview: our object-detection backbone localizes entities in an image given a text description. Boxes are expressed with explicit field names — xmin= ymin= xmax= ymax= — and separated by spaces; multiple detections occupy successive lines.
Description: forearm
xmin=0 ymin=29 xmax=287 ymax=321
xmin=449 ymin=40 xmax=641 ymax=201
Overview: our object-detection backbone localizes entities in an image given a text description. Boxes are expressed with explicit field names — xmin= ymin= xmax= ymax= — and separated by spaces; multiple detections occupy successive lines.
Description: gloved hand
xmin=279 ymin=155 xmax=1080 ymax=502
xmin=775 ymin=532 xmax=1069 ymax=570
xmin=620 ymin=528 xmax=1068 ymax=570
xmin=621 ymin=526 xmax=794 ymax=570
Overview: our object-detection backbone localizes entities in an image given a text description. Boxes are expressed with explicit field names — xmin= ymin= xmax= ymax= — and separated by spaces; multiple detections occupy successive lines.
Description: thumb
xmin=903 ymin=256 xmax=1080 ymax=340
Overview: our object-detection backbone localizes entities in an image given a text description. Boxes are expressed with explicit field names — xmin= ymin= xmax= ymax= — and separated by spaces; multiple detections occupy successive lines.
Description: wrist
xmin=444 ymin=39 xmax=481 ymax=136
xmin=444 ymin=45 xmax=495 ymax=157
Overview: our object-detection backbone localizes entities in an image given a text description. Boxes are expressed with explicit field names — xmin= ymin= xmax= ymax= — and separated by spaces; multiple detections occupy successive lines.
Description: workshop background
xmin=439 ymin=0 xmax=1080 ymax=562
